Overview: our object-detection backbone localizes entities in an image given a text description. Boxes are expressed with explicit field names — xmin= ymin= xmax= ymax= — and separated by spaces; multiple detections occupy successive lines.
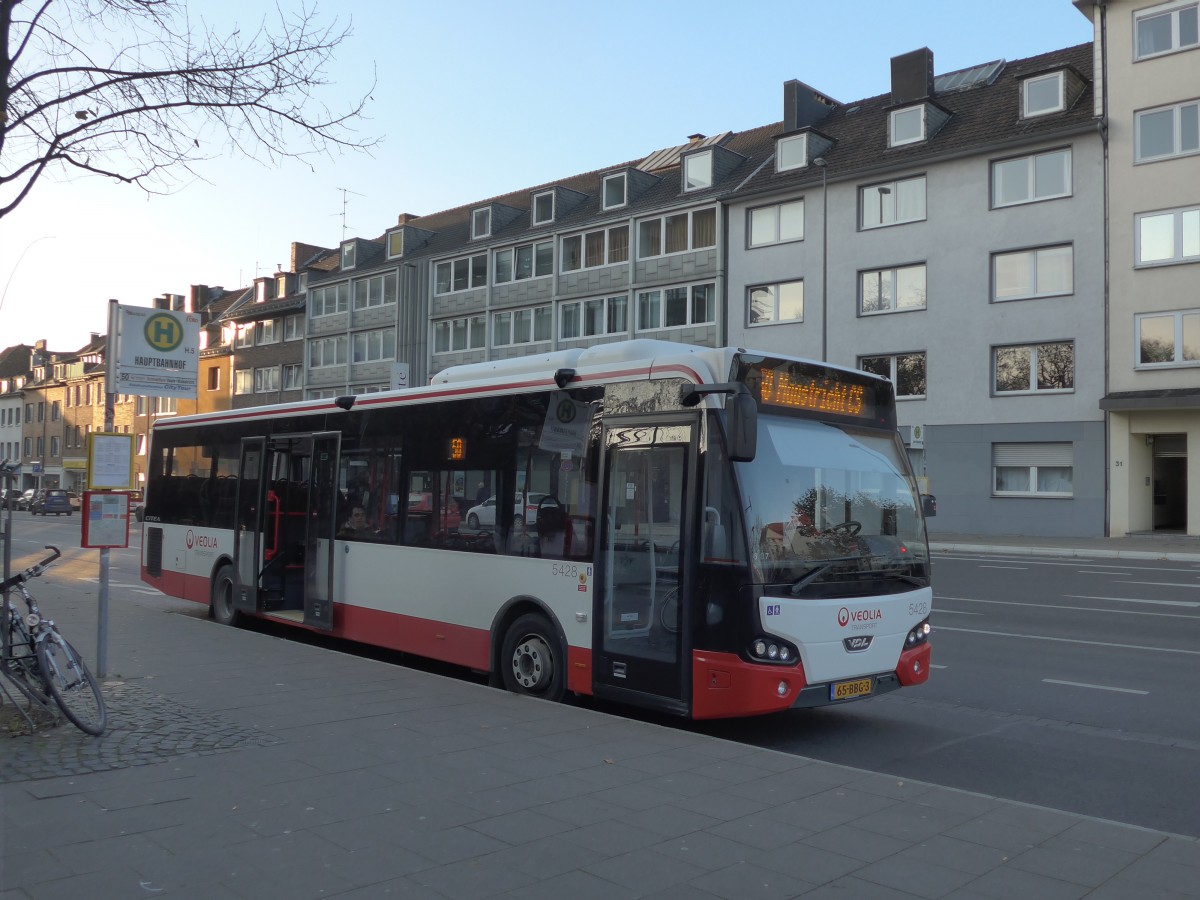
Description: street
xmin=10 ymin=513 xmax=1200 ymax=838
xmin=693 ymin=550 xmax=1200 ymax=838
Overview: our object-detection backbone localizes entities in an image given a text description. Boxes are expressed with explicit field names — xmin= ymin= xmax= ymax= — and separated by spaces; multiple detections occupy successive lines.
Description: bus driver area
xmin=140 ymin=340 xmax=932 ymax=721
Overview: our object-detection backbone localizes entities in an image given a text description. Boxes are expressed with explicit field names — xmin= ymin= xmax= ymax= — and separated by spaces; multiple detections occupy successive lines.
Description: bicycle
xmin=1 ymin=546 xmax=106 ymax=735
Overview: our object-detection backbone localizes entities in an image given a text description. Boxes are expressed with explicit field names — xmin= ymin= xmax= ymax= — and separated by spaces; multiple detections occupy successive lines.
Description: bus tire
xmin=501 ymin=613 xmax=565 ymax=702
xmin=211 ymin=564 xmax=241 ymax=627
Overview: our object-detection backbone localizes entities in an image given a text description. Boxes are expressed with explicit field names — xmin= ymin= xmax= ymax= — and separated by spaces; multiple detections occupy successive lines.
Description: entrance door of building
xmin=1150 ymin=434 xmax=1187 ymax=531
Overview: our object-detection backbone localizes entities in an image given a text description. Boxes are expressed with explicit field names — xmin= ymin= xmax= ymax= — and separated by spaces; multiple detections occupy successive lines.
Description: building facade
xmin=1077 ymin=0 xmax=1200 ymax=536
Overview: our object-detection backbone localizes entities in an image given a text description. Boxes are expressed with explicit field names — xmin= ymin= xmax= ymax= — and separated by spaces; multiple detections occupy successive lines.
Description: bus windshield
xmin=738 ymin=416 xmax=929 ymax=596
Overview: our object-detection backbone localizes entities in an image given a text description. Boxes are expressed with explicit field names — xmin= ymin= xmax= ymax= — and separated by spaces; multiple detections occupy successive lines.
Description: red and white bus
xmin=140 ymin=340 xmax=931 ymax=718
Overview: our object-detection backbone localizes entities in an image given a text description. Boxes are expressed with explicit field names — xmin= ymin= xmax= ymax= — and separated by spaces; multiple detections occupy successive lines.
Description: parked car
xmin=465 ymin=492 xmax=550 ymax=529
xmin=0 ymin=489 xmax=16 ymax=510
xmin=18 ymin=488 xmax=36 ymax=510
xmin=31 ymin=489 xmax=73 ymax=516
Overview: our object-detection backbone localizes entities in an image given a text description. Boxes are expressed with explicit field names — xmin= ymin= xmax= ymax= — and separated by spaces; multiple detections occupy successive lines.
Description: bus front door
xmin=595 ymin=421 xmax=697 ymax=713
xmin=302 ymin=433 xmax=339 ymax=630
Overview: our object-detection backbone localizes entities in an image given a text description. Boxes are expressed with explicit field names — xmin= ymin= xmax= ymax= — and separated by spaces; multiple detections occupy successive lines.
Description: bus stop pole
xmin=96 ymin=299 xmax=119 ymax=678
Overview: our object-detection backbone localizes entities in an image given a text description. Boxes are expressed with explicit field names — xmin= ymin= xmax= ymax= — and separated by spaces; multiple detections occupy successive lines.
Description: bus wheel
xmin=211 ymin=564 xmax=241 ymax=627
xmin=501 ymin=614 xmax=565 ymax=701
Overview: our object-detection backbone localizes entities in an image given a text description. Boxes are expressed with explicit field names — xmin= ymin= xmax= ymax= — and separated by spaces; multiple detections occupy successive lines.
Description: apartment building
xmin=1076 ymin=0 xmax=1200 ymax=536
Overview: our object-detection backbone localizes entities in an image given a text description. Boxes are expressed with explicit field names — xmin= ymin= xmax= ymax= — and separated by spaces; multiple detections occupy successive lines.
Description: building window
xmin=471 ymin=208 xmax=491 ymax=239
xmin=492 ymin=307 xmax=552 ymax=347
xmin=206 ymin=367 xmax=220 ymax=391
xmin=993 ymin=443 xmax=1073 ymax=497
xmin=1135 ymin=100 xmax=1200 ymax=163
xmin=561 ymin=226 xmax=629 ymax=271
xmin=341 ymin=242 xmax=356 ymax=270
xmin=494 ymin=241 xmax=554 ymax=284
xmin=234 ymin=323 xmax=254 ymax=348
xmin=234 ymin=369 xmax=253 ymax=394
xmin=860 ymin=353 xmax=926 ymax=399
xmin=1137 ymin=309 xmax=1200 ymax=366
xmin=387 ymin=230 xmax=404 ymax=258
xmin=434 ymin=254 xmax=487 ymax=294
xmin=23 ymin=437 xmax=31 ymax=457
xmin=255 ymin=319 xmax=279 ymax=345
xmin=993 ymin=342 xmax=1074 ymax=394
xmin=776 ymin=133 xmax=807 ymax=172
xmin=860 ymin=263 xmax=927 ymax=314
xmin=434 ymin=315 xmax=488 ymax=353
xmin=603 ymin=173 xmax=627 ymax=210
xmin=889 ymin=106 xmax=925 ymax=146
xmin=748 ymin=280 xmax=803 ymax=326
xmin=309 ymin=283 xmax=349 ymax=317
xmin=283 ymin=313 xmax=304 ymax=341
xmin=1136 ymin=205 xmax=1200 ymax=265
xmin=352 ymin=328 xmax=396 ymax=363
xmin=560 ymin=295 xmax=629 ymax=340
xmin=50 ymin=436 xmax=59 ymax=457
xmin=282 ymin=364 xmax=303 ymax=390
xmin=749 ymin=199 xmax=804 ymax=247
xmin=353 ymin=272 xmax=398 ymax=309
xmin=684 ymin=150 xmax=713 ymax=191
xmin=50 ymin=401 xmax=59 ymax=421
xmin=638 ymin=283 xmax=715 ymax=330
xmin=991 ymin=148 xmax=1071 ymax=207
xmin=992 ymin=245 xmax=1073 ymax=300
xmin=1135 ymin=1 xmax=1199 ymax=59
xmin=310 ymin=335 xmax=348 ymax=368
xmin=1022 ymin=72 xmax=1065 ymax=118
xmin=532 ymin=191 xmax=554 ymax=225
xmin=860 ymin=175 xmax=926 ymax=229
xmin=254 ymin=367 xmax=280 ymax=393
xmin=638 ymin=208 xmax=717 ymax=258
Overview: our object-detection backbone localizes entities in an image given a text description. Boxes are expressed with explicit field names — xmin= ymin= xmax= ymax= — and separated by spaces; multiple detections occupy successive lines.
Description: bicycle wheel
xmin=4 ymin=617 xmax=49 ymax=700
xmin=37 ymin=632 xmax=106 ymax=735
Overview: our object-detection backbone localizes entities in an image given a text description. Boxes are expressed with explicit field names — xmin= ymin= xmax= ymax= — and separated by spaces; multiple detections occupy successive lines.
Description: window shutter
xmin=992 ymin=443 xmax=1073 ymax=467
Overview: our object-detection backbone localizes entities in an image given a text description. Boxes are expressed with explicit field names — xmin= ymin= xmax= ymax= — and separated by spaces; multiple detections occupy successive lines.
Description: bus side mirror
xmin=921 ymin=494 xmax=937 ymax=517
xmin=727 ymin=390 xmax=758 ymax=462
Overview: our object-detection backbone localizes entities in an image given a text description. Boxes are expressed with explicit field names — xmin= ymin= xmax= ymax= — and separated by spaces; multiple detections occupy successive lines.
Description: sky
xmin=0 ymin=0 xmax=1095 ymax=353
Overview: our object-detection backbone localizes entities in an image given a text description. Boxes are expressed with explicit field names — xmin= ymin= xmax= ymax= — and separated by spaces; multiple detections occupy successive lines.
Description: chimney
xmin=783 ymin=79 xmax=837 ymax=132
xmin=891 ymin=48 xmax=935 ymax=105
xmin=396 ymin=213 xmax=418 ymax=226
xmin=190 ymin=284 xmax=213 ymax=309
xmin=687 ymin=133 xmax=706 ymax=143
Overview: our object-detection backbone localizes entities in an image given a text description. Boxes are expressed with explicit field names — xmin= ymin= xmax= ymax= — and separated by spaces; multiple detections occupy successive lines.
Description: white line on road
xmin=937 ymin=594 xmax=1200 ymax=618
xmin=936 ymin=624 xmax=1200 ymax=656
xmin=1117 ymin=581 xmax=1200 ymax=589
xmin=935 ymin=555 xmax=1199 ymax=574
xmin=1043 ymin=679 xmax=1148 ymax=695
xmin=931 ymin=664 xmax=948 ymax=669
xmin=931 ymin=608 xmax=981 ymax=615
xmin=1078 ymin=570 xmax=1133 ymax=575
xmin=1067 ymin=594 xmax=1200 ymax=608
xmin=979 ymin=565 xmax=1027 ymax=570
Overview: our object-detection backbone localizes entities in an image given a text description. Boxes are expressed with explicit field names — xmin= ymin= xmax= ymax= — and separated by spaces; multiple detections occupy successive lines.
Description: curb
xmin=930 ymin=542 xmax=1200 ymax=563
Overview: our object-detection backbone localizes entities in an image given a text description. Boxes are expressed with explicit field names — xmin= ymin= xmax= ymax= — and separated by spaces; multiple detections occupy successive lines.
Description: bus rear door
xmin=233 ymin=432 xmax=340 ymax=630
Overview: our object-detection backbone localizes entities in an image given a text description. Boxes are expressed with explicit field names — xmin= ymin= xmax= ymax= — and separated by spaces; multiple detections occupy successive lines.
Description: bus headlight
xmin=749 ymin=636 xmax=798 ymax=665
xmin=905 ymin=618 xmax=931 ymax=648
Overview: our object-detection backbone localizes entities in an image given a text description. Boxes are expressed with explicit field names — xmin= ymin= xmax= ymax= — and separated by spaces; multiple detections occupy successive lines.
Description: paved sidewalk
xmin=931 ymin=530 xmax=1200 ymax=562
xmin=2 ymin=547 xmax=1199 ymax=899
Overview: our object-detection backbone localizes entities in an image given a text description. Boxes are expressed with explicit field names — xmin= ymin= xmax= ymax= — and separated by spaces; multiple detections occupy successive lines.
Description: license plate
xmin=830 ymin=677 xmax=874 ymax=701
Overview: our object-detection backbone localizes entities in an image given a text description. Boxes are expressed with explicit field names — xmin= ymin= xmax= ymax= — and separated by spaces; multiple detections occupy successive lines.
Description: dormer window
xmin=1022 ymin=72 xmax=1065 ymax=118
xmin=889 ymin=106 xmax=925 ymax=147
xmin=683 ymin=151 xmax=713 ymax=192
xmin=776 ymin=134 xmax=808 ymax=172
xmin=341 ymin=242 xmax=356 ymax=270
xmin=387 ymin=230 xmax=404 ymax=258
xmin=603 ymin=173 xmax=627 ymax=209
xmin=276 ymin=274 xmax=288 ymax=298
xmin=532 ymin=191 xmax=555 ymax=226
xmin=472 ymin=208 xmax=491 ymax=239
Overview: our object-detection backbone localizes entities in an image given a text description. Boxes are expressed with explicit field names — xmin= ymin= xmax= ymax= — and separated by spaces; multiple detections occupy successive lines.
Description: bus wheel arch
xmin=492 ymin=598 xmax=567 ymax=702
xmin=210 ymin=560 xmax=240 ymax=627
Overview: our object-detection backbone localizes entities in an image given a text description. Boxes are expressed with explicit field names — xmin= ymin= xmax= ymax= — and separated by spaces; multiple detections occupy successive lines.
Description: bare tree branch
xmin=1 ymin=0 xmax=378 ymax=218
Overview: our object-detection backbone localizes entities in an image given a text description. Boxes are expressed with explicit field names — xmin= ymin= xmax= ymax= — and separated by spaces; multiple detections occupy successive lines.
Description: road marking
xmin=1078 ymin=570 xmax=1132 ymax=575
xmin=931 ymin=664 xmax=948 ymax=669
xmin=1066 ymin=594 xmax=1200 ymax=608
xmin=932 ymin=608 xmax=981 ymax=615
xmin=936 ymin=624 xmax=1200 ymax=656
xmin=935 ymin=555 xmax=1198 ymax=574
xmin=979 ymin=565 xmax=1027 ymax=570
xmin=1118 ymin=581 xmax=1200 ymax=589
xmin=938 ymin=594 xmax=1200 ymax=617
xmin=1043 ymin=679 xmax=1148 ymax=695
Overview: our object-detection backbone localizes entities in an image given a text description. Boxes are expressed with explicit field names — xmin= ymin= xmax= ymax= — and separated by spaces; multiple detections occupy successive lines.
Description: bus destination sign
xmin=745 ymin=362 xmax=887 ymax=425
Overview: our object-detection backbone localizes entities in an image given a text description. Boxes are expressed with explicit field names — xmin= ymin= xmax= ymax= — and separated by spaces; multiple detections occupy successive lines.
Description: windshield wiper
xmin=789 ymin=555 xmax=862 ymax=595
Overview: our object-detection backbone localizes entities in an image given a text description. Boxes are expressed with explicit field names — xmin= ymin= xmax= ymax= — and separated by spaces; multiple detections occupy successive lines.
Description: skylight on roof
xmin=933 ymin=59 xmax=1005 ymax=93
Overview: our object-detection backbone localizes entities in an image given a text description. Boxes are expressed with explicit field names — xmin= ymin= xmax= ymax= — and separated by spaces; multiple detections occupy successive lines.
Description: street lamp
xmin=813 ymin=157 xmax=828 ymax=361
